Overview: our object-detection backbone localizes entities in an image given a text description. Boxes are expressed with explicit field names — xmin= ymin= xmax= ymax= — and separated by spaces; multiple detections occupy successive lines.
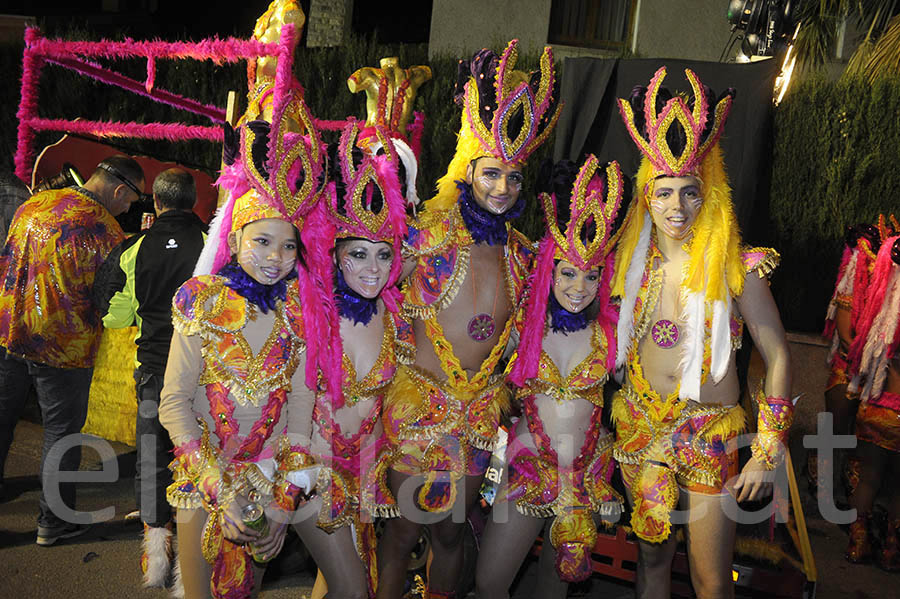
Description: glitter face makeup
xmin=228 ymin=218 xmax=298 ymax=285
xmin=552 ymin=260 xmax=600 ymax=314
xmin=336 ymin=238 xmax=393 ymax=299
xmin=647 ymin=176 xmax=703 ymax=241
xmin=466 ymin=156 xmax=524 ymax=215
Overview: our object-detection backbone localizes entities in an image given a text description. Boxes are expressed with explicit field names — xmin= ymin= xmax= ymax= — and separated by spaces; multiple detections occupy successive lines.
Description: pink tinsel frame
xmin=15 ymin=27 xmax=293 ymax=182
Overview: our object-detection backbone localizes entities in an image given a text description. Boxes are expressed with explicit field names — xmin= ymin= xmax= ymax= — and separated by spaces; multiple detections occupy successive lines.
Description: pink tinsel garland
xmin=46 ymin=55 xmax=225 ymax=122
xmin=24 ymin=117 xmax=222 ymax=142
xmin=15 ymin=26 xmax=289 ymax=182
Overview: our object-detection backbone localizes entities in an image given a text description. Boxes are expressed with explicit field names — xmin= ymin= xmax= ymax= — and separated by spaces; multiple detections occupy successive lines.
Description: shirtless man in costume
xmin=611 ymin=68 xmax=793 ymax=599
xmin=376 ymin=40 xmax=560 ymax=599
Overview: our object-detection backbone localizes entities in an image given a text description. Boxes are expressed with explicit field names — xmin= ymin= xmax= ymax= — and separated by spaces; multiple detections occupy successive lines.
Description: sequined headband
xmin=457 ymin=39 xmax=561 ymax=165
xmin=618 ymin=67 xmax=734 ymax=178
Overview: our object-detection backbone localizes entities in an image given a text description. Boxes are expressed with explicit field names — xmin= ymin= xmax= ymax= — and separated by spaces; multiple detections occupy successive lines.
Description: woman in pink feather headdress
xmin=474 ymin=155 xmax=624 ymax=599
xmin=843 ymin=234 xmax=900 ymax=571
xmin=296 ymin=120 xmax=417 ymax=599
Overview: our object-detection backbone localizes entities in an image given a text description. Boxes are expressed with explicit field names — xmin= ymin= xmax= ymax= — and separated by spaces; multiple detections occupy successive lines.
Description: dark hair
xmin=153 ymin=168 xmax=196 ymax=211
xmin=94 ymin=155 xmax=144 ymax=189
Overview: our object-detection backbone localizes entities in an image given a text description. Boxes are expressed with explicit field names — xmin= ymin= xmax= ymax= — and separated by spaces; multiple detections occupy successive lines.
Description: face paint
xmin=467 ymin=157 xmax=523 ymax=215
xmin=336 ymin=239 xmax=393 ymax=299
xmin=647 ymin=176 xmax=703 ymax=241
xmin=552 ymin=260 xmax=600 ymax=314
xmin=231 ymin=218 xmax=298 ymax=285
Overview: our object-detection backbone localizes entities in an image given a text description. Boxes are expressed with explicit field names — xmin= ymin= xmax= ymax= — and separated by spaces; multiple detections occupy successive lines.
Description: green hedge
xmin=769 ymin=75 xmax=900 ymax=332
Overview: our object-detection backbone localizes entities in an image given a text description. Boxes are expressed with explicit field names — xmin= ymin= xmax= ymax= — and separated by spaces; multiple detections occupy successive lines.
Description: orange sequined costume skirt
xmin=612 ymin=388 xmax=745 ymax=543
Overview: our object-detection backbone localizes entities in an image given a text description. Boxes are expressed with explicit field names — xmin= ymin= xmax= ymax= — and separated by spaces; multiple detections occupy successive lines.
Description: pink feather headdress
xmin=326 ymin=119 xmax=410 ymax=314
xmin=848 ymin=235 xmax=900 ymax=401
xmin=193 ymin=39 xmax=339 ymax=397
xmin=509 ymin=156 xmax=623 ymax=387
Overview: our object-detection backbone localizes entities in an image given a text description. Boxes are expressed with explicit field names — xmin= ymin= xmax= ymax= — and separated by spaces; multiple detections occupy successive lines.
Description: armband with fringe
xmin=167 ymin=428 xmax=236 ymax=513
xmin=274 ymin=443 xmax=317 ymax=511
xmin=750 ymin=389 xmax=794 ymax=470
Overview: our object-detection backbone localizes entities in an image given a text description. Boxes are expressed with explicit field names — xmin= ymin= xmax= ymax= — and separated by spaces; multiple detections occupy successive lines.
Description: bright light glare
xmin=774 ymin=23 xmax=801 ymax=105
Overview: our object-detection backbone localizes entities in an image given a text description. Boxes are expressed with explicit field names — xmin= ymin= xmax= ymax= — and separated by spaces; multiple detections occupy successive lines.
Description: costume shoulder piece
xmin=283 ymin=278 xmax=305 ymax=341
xmin=390 ymin=310 xmax=416 ymax=365
xmin=741 ymin=246 xmax=780 ymax=279
xmin=403 ymin=207 xmax=460 ymax=257
xmin=172 ymin=275 xmax=249 ymax=337
xmin=508 ymin=228 xmax=537 ymax=296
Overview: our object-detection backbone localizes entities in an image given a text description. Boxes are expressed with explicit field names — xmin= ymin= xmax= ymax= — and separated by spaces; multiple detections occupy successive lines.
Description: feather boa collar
xmin=456 ymin=180 xmax=523 ymax=245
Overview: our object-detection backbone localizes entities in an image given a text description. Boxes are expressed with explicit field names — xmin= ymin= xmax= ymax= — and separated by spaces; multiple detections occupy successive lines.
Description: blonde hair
xmin=612 ymin=144 xmax=745 ymax=302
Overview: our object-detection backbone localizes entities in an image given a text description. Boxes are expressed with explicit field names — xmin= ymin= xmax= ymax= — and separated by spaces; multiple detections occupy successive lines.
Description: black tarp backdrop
xmin=553 ymin=57 xmax=780 ymax=245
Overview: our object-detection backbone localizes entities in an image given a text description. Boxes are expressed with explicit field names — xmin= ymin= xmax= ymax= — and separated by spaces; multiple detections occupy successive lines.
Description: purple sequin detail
xmin=548 ymin=292 xmax=589 ymax=334
xmin=335 ymin=269 xmax=378 ymax=325
xmin=217 ymin=260 xmax=295 ymax=314
xmin=457 ymin=181 xmax=524 ymax=246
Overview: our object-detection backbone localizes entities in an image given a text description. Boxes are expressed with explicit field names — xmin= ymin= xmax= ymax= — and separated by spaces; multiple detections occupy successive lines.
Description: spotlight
xmin=727 ymin=0 xmax=802 ymax=59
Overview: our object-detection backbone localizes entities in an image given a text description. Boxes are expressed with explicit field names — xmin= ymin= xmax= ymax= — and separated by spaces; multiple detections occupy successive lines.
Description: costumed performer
xmin=377 ymin=40 xmax=561 ymax=599
xmin=474 ymin=155 xmax=624 ymax=598
xmin=818 ymin=217 xmax=895 ymax=497
xmin=300 ymin=120 xmax=417 ymax=599
xmin=158 ymin=80 xmax=335 ymax=598
xmin=842 ymin=234 xmax=900 ymax=571
xmin=611 ymin=67 xmax=792 ymax=599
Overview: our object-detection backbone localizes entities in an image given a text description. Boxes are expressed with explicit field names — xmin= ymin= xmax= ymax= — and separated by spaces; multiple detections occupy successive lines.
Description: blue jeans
xmin=0 ymin=346 xmax=93 ymax=527
xmin=134 ymin=369 xmax=174 ymax=527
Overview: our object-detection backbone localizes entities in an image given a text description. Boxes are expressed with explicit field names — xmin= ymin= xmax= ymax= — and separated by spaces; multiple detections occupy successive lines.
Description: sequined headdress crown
xmin=328 ymin=119 xmax=408 ymax=246
xmin=427 ymin=40 xmax=562 ymax=211
xmin=618 ymin=67 xmax=734 ymax=178
xmin=194 ymin=66 xmax=328 ymax=277
xmin=509 ymin=155 xmax=623 ymax=387
xmin=540 ymin=156 xmax=624 ymax=271
xmin=459 ymin=39 xmax=561 ymax=164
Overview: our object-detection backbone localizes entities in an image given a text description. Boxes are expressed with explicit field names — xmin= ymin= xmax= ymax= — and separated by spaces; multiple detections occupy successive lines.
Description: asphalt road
xmin=1 ymin=418 xmax=895 ymax=598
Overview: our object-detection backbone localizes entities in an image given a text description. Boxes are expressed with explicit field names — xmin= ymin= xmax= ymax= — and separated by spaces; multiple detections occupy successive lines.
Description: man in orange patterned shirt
xmin=0 ymin=155 xmax=144 ymax=546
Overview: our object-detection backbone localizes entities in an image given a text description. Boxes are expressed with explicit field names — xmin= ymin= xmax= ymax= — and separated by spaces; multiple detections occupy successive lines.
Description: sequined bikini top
xmin=516 ymin=320 xmax=610 ymax=407
xmin=339 ymin=310 xmax=408 ymax=406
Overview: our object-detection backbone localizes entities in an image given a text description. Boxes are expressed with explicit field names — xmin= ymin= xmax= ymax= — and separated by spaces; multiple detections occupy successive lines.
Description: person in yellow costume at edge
xmin=375 ymin=40 xmax=561 ymax=599
xmin=609 ymin=67 xmax=792 ymax=599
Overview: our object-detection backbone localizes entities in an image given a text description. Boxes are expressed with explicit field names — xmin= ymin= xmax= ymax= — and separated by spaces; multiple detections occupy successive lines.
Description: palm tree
xmin=793 ymin=0 xmax=900 ymax=78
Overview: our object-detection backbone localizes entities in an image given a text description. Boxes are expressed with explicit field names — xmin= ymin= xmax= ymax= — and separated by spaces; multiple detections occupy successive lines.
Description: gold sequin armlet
xmin=750 ymin=388 xmax=794 ymax=470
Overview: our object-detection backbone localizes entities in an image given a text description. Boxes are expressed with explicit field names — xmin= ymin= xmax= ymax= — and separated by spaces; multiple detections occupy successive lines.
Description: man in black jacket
xmin=94 ymin=167 xmax=206 ymax=589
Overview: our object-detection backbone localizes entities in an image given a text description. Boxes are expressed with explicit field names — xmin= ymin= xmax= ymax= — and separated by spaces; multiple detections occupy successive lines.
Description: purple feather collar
xmin=548 ymin=291 xmax=590 ymax=333
xmin=217 ymin=260 xmax=296 ymax=314
xmin=335 ymin=269 xmax=378 ymax=325
xmin=456 ymin=181 xmax=524 ymax=246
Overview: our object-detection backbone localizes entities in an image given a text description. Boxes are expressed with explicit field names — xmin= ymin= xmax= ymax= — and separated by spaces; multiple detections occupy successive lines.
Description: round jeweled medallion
xmin=651 ymin=319 xmax=679 ymax=348
xmin=468 ymin=313 xmax=496 ymax=341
